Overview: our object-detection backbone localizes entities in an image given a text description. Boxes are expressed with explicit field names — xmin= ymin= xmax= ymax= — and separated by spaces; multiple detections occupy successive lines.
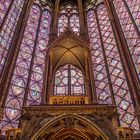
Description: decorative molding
xmin=22 ymin=104 xmax=117 ymax=116
xmin=49 ymin=95 xmax=89 ymax=105
xmin=19 ymin=105 xmax=118 ymax=140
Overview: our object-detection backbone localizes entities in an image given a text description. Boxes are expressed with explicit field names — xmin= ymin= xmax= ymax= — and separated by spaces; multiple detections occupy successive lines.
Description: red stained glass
xmin=58 ymin=15 xmax=68 ymax=35
xmin=27 ymin=10 xmax=51 ymax=105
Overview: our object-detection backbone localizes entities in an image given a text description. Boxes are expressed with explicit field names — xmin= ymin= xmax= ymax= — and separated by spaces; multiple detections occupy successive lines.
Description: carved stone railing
xmin=49 ymin=95 xmax=89 ymax=105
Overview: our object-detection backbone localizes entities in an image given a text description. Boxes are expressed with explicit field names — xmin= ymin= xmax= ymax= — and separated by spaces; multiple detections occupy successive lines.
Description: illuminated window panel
xmin=0 ymin=4 xmax=40 ymax=133
xmin=0 ymin=5 xmax=40 ymax=133
xmin=97 ymin=4 xmax=139 ymax=131
xmin=0 ymin=0 xmax=51 ymax=132
xmin=70 ymin=14 xmax=80 ymax=35
xmin=0 ymin=0 xmax=24 ymax=76
xmin=54 ymin=65 xmax=84 ymax=96
xmin=71 ymin=65 xmax=84 ymax=95
xmin=0 ymin=0 xmax=12 ymax=26
xmin=113 ymin=0 xmax=140 ymax=79
xmin=125 ymin=0 xmax=140 ymax=29
xmin=54 ymin=65 xmax=69 ymax=95
xmin=87 ymin=9 xmax=112 ymax=104
xmin=58 ymin=15 xmax=68 ymax=35
xmin=58 ymin=3 xmax=80 ymax=35
xmin=27 ymin=10 xmax=51 ymax=105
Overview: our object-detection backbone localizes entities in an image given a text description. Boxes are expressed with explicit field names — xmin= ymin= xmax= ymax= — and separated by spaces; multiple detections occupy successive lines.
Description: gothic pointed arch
xmin=58 ymin=1 xmax=80 ymax=35
xmin=25 ymin=114 xmax=111 ymax=140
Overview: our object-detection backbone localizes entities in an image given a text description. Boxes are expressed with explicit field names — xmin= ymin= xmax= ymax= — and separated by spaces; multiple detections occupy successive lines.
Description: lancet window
xmin=58 ymin=3 xmax=80 ymax=35
xmin=0 ymin=0 xmax=51 ymax=133
xmin=113 ymin=0 xmax=140 ymax=79
xmin=87 ymin=2 xmax=139 ymax=132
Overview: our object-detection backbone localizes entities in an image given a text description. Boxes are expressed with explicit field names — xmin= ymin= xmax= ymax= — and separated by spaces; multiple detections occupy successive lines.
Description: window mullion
xmin=68 ymin=64 xmax=71 ymax=96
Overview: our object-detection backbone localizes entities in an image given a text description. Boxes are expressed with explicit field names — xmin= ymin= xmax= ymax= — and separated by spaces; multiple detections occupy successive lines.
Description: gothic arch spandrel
xmin=26 ymin=114 xmax=111 ymax=140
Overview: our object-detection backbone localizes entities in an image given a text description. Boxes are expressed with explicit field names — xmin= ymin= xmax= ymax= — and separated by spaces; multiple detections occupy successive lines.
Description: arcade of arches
xmin=0 ymin=0 xmax=140 ymax=140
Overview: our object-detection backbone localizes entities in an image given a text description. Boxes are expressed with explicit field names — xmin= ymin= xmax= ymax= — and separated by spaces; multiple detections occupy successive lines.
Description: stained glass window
xmin=0 ymin=0 xmax=51 ymax=133
xmin=124 ymin=0 xmax=140 ymax=29
xmin=0 ymin=0 xmax=12 ymax=26
xmin=97 ymin=4 xmax=139 ymax=131
xmin=0 ymin=0 xmax=25 ymax=76
xmin=87 ymin=9 xmax=112 ymax=104
xmin=113 ymin=0 xmax=140 ymax=79
xmin=54 ymin=64 xmax=85 ymax=96
xmin=58 ymin=3 xmax=80 ymax=35
xmin=27 ymin=10 xmax=51 ymax=105
xmin=87 ymin=3 xmax=139 ymax=132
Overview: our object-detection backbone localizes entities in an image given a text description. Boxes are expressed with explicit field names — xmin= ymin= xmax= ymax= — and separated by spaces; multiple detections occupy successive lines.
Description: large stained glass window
xmin=0 ymin=0 xmax=51 ymax=133
xmin=58 ymin=3 xmax=80 ymax=35
xmin=0 ymin=0 xmax=25 ymax=77
xmin=87 ymin=3 xmax=139 ymax=132
xmin=54 ymin=64 xmax=85 ymax=96
xmin=113 ymin=0 xmax=140 ymax=79
xmin=87 ymin=9 xmax=112 ymax=104
xmin=27 ymin=9 xmax=51 ymax=106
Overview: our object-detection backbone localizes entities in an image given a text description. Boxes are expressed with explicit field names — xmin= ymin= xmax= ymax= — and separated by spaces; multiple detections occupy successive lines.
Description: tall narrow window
xmin=87 ymin=9 xmax=112 ymax=104
xmin=27 ymin=10 xmax=51 ymax=105
xmin=0 ymin=0 xmax=51 ymax=133
xmin=58 ymin=3 xmax=80 ymax=35
xmin=113 ymin=0 xmax=140 ymax=79
xmin=0 ymin=0 xmax=25 ymax=76
xmin=97 ymin=4 xmax=139 ymax=131
xmin=87 ymin=3 xmax=139 ymax=132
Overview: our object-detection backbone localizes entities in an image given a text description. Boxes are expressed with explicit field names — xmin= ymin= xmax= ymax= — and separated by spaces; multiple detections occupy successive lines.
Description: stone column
xmin=49 ymin=0 xmax=60 ymax=43
xmin=77 ymin=0 xmax=85 ymax=34
xmin=41 ymin=53 xmax=49 ymax=104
